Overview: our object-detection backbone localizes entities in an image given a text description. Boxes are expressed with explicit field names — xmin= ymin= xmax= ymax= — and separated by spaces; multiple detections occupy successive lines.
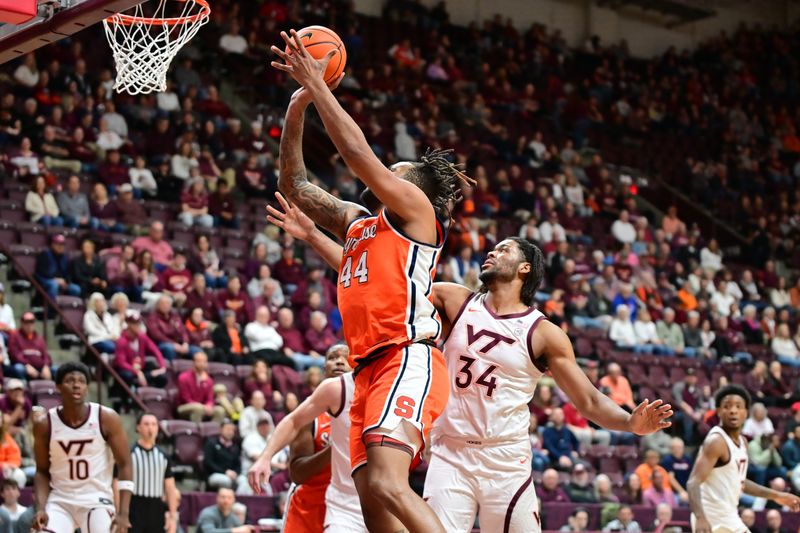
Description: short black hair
xmin=136 ymin=412 xmax=158 ymax=425
xmin=714 ymin=384 xmax=751 ymax=410
xmin=55 ymin=361 xmax=91 ymax=385
xmin=509 ymin=237 xmax=545 ymax=305
xmin=1 ymin=479 xmax=18 ymax=490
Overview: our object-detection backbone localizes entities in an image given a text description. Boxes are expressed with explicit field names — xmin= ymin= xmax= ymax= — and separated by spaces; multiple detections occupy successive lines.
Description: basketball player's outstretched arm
xmin=288 ymin=424 xmax=333 ymax=484
xmin=103 ymin=407 xmax=133 ymax=532
xmin=247 ymin=377 xmax=341 ymax=493
xmin=687 ymin=434 xmax=727 ymax=533
xmin=535 ymin=320 xmax=673 ymax=434
xmin=276 ymin=87 xmax=368 ymax=241
xmin=272 ymin=31 xmax=437 ymax=232
xmin=32 ymin=412 xmax=51 ymax=530
xmin=743 ymin=479 xmax=800 ymax=510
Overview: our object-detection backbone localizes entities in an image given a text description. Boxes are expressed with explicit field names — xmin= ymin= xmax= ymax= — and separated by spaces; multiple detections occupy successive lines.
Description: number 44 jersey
xmin=434 ymin=293 xmax=547 ymax=444
xmin=47 ymin=403 xmax=114 ymax=507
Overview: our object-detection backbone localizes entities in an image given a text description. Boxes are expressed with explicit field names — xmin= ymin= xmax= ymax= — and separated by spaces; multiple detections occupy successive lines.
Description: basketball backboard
xmin=0 ymin=0 xmax=142 ymax=64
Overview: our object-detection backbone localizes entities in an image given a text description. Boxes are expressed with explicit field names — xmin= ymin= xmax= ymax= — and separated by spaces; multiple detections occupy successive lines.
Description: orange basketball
xmin=286 ymin=25 xmax=347 ymax=86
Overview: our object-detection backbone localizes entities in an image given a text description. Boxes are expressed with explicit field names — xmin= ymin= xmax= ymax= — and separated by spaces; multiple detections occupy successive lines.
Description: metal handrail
xmin=1 ymin=243 xmax=146 ymax=411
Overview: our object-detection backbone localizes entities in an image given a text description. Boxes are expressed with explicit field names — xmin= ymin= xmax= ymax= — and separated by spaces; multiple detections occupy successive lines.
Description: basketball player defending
xmin=688 ymin=385 xmax=799 ymax=533
xmin=262 ymin=30 xmax=469 ymax=533
xmin=266 ymin=197 xmax=675 ymax=532
xmin=250 ymin=344 xmax=365 ymax=532
xmin=32 ymin=361 xmax=133 ymax=533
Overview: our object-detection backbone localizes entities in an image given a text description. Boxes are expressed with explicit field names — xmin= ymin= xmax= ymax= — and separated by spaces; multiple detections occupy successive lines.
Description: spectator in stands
xmin=171 ymin=142 xmax=197 ymax=182
xmin=244 ymin=306 xmax=296 ymax=369
xmin=593 ymin=474 xmax=618 ymax=503
xmin=240 ymin=414 xmax=273 ymax=477
xmin=609 ymin=306 xmax=646 ymax=353
xmin=115 ymin=184 xmax=146 ymax=233
xmin=710 ymin=281 xmax=735 ymax=318
xmin=781 ymin=424 xmax=800 ymax=475
xmin=611 ymin=210 xmax=636 ymax=244
xmin=219 ymin=20 xmax=248 ymax=55
xmin=661 ymin=206 xmax=685 ymax=239
xmin=558 ymin=508 xmax=589 ymax=533
xmin=13 ymin=55 xmax=38 ymax=88
xmin=133 ymin=222 xmax=174 ymax=269
xmin=185 ymin=307 xmax=215 ymax=353
xmin=764 ymin=361 xmax=793 ymax=407
xmin=272 ymin=245 xmax=305 ymax=292
xmin=239 ymin=390 xmax=271 ymax=439
xmin=446 ymin=246 xmax=480 ymax=286
xmin=95 ymin=119 xmax=124 ymax=153
xmin=0 ymin=379 xmax=31 ymax=449
xmin=113 ymin=311 xmax=167 ymax=388
xmin=565 ymin=463 xmax=596 ymax=504
xmin=10 ymin=137 xmax=41 ymax=175
xmin=635 ymin=450 xmax=671 ymax=494
xmin=620 ymin=473 xmax=643 ymax=505
xmin=642 ymin=468 xmax=675 ymax=509
xmin=101 ymin=101 xmax=127 ymax=139
xmin=185 ymin=273 xmax=217 ymax=322
xmin=204 ymin=419 xmax=246 ymax=492
xmin=252 ymin=279 xmax=285 ymax=316
xmin=700 ymin=238 xmax=723 ymax=274
xmin=536 ymin=468 xmax=570 ymax=503
xmin=104 ymin=245 xmax=140 ymax=302
xmin=83 ymin=292 xmax=119 ymax=355
xmin=661 ymin=437 xmax=691 ymax=498
xmin=543 ymin=407 xmax=580 ymax=470
xmin=146 ymin=295 xmax=199 ymax=360
xmin=242 ymin=360 xmax=282 ymax=408
xmin=633 ymin=309 xmax=669 ymax=355
xmin=214 ymin=384 xmax=244 ymax=423
xmin=641 ymin=429 xmax=671 ymax=457
xmin=656 ymin=308 xmax=692 ymax=356
xmin=196 ymin=487 xmax=252 ymax=533
xmin=712 ymin=316 xmax=752 ymax=363
xmin=671 ymin=368 xmax=706 ymax=444
xmin=304 ymin=311 xmax=337 ymax=367
xmin=611 ymin=283 xmax=637 ymax=318
xmin=98 ymin=150 xmax=129 ymax=194
xmin=770 ymin=277 xmax=791 ymax=311
xmin=159 ymin=253 xmax=192 ymax=308
xmin=562 ymin=402 xmax=611 ymax=447
xmin=177 ymin=351 xmax=225 ymax=423
xmin=539 ymin=210 xmax=566 ymax=245
xmin=211 ymin=310 xmax=250 ymax=366
xmin=682 ymin=311 xmax=709 ymax=359
xmin=129 ymin=155 xmax=157 ymax=198
xmin=25 ymin=176 xmax=61 ymax=226
xmin=772 ymin=323 xmax=800 ymax=367
xmin=0 ymin=423 xmax=25 ymax=489
xmin=190 ymin=235 xmax=227 ymax=289
xmin=0 ymin=285 xmax=16 ymax=338
xmin=57 ymin=175 xmax=93 ymax=229
xmin=209 ymin=179 xmax=238 ymax=229
xmin=744 ymin=402 xmax=775 ymax=439
xmin=602 ymin=505 xmax=641 ymax=532
xmin=179 ymin=178 xmax=214 ymax=228
xmin=598 ymin=362 xmax=635 ymax=411
xmin=69 ymin=238 xmax=106 ymax=297
xmin=748 ymin=433 xmax=787 ymax=486
xmin=8 ymin=312 xmax=51 ymax=380
xmin=739 ymin=509 xmax=757 ymax=532
xmin=40 ymin=125 xmax=79 ymax=173
xmin=1 ymin=479 xmax=25 ymax=527
xmin=217 ymin=277 xmax=253 ymax=326
xmin=89 ymin=182 xmax=124 ymax=233
xmin=764 ymin=509 xmax=787 ymax=533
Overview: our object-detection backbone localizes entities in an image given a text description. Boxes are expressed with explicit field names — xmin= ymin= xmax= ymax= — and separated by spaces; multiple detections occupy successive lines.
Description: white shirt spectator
xmin=518 ymin=222 xmax=541 ymax=241
xmin=0 ymin=301 xmax=16 ymax=331
xmin=244 ymin=321 xmax=284 ymax=352
xmin=129 ymin=167 xmax=158 ymax=195
xmin=725 ymin=281 xmax=743 ymax=301
xmin=219 ymin=33 xmax=248 ymax=54
xmin=770 ymin=288 xmax=792 ymax=309
xmin=611 ymin=219 xmax=636 ymax=244
xmin=241 ymin=427 xmax=271 ymax=472
xmin=156 ymin=91 xmax=181 ymax=113
xmin=538 ymin=220 xmax=566 ymax=244
xmin=710 ymin=291 xmax=735 ymax=317
xmin=528 ymin=137 xmax=546 ymax=168
xmin=13 ymin=64 xmax=38 ymax=88
xmin=83 ymin=310 xmax=121 ymax=346
xmin=634 ymin=320 xmax=660 ymax=344
xmin=171 ymin=153 xmax=198 ymax=180
xmin=742 ymin=416 xmax=774 ymax=440
xmin=96 ymin=130 xmax=124 ymax=152
xmin=102 ymin=111 xmax=128 ymax=138
xmin=700 ymin=247 xmax=723 ymax=273
xmin=565 ymin=184 xmax=584 ymax=207
xmin=772 ymin=337 xmax=800 ymax=360
xmin=609 ymin=318 xmax=638 ymax=347
xmin=238 ymin=406 xmax=271 ymax=440
xmin=10 ymin=153 xmax=40 ymax=174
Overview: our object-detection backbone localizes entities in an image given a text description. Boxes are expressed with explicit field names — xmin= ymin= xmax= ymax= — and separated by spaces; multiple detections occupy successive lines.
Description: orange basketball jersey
xmin=337 ymin=208 xmax=445 ymax=366
xmin=283 ymin=413 xmax=331 ymax=533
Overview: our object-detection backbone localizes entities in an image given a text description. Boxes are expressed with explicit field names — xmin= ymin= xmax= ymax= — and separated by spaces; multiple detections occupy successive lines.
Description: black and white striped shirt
xmin=131 ymin=443 xmax=173 ymax=498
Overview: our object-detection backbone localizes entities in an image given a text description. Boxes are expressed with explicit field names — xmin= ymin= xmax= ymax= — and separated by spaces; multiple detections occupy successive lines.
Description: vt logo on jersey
xmin=466 ymin=324 xmax=515 ymax=353
xmin=57 ymin=439 xmax=93 ymax=456
xmin=343 ymin=224 xmax=377 ymax=254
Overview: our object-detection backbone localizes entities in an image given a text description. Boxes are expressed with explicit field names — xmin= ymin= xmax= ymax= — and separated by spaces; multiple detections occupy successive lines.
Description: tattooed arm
xmin=278 ymin=89 xmax=368 ymax=241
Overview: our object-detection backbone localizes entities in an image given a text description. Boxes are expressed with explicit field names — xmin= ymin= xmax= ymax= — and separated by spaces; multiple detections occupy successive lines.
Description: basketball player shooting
xmin=688 ymin=385 xmax=799 ymax=533
xmin=31 ymin=361 xmax=134 ymax=533
xmin=258 ymin=29 xmax=470 ymax=533
xmin=265 ymin=195 xmax=675 ymax=533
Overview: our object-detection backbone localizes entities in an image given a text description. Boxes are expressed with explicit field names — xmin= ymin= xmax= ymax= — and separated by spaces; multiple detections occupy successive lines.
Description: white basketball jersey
xmin=434 ymin=293 xmax=546 ymax=444
xmin=48 ymin=403 xmax=114 ymax=507
xmin=325 ymin=373 xmax=363 ymax=519
xmin=698 ymin=426 xmax=749 ymax=531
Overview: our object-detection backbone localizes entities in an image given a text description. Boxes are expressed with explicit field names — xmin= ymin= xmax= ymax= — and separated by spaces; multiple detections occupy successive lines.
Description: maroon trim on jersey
xmin=98 ymin=405 xmax=107 ymax=441
xmin=57 ymin=403 xmax=92 ymax=429
xmin=482 ymin=298 xmax=536 ymax=320
xmin=46 ymin=410 xmax=52 ymax=441
xmin=442 ymin=292 xmax=475 ymax=343
xmin=527 ymin=316 xmax=547 ymax=373
xmin=364 ymin=433 xmax=414 ymax=457
xmin=328 ymin=375 xmax=347 ymax=418
xmin=503 ymin=473 xmax=533 ymax=533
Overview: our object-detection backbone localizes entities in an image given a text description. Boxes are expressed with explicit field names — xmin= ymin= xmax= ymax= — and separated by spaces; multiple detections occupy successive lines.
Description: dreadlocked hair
xmin=406 ymin=148 xmax=475 ymax=220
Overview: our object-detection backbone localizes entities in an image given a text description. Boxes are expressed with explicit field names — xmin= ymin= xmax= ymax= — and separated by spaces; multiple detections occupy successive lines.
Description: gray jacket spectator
xmin=57 ymin=175 xmax=92 ymax=228
xmin=196 ymin=488 xmax=252 ymax=533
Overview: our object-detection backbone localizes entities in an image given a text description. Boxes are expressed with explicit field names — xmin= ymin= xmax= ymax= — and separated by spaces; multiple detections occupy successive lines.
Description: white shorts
xmin=324 ymin=484 xmax=366 ymax=533
xmin=690 ymin=513 xmax=750 ymax=533
xmin=423 ymin=437 xmax=541 ymax=533
xmin=43 ymin=499 xmax=114 ymax=533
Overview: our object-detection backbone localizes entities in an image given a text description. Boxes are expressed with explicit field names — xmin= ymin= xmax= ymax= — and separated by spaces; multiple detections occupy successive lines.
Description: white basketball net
xmin=103 ymin=0 xmax=210 ymax=95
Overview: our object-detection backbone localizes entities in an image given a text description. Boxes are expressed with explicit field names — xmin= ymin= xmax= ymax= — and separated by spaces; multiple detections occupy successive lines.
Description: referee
xmin=130 ymin=412 xmax=180 ymax=533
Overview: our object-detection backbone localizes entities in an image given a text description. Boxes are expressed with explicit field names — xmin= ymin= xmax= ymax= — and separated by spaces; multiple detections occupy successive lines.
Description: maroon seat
xmin=575 ymin=337 xmax=594 ymax=359
xmin=614 ymin=445 xmax=639 ymax=459
xmin=37 ymin=394 xmax=61 ymax=411
xmin=648 ymin=365 xmax=669 ymax=387
xmin=171 ymin=359 xmax=194 ymax=375
xmin=199 ymin=421 xmax=221 ymax=439
xmin=138 ymin=387 xmax=174 ymax=421
xmin=160 ymin=420 xmax=203 ymax=470
xmin=584 ymin=444 xmax=612 ymax=459
xmin=28 ymin=380 xmax=56 ymax=395
xmin=271 ymin=365 xmax=302 ymax=395
xmin=236 ymin=365 xmax=253 ymax=379
xmin=598 ymin=456 xmax=621 ymax=473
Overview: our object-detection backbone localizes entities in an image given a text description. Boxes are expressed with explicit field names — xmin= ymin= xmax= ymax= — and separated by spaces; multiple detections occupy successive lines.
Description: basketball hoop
xmin=103 ymin=0 xmax=210 ymax=95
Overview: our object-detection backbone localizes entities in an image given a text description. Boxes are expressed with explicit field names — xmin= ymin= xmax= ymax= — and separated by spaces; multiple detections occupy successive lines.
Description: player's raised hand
xmin=247 ymin=455 xmax=273 ymax=495
xmin=628 ymin=398 xmax=673 ymax=435
xmin=266 ymin=192 xmax=316 ymax=241
xmin=271 ymin=30 xmax=336 ymax=89
xmin=32 ymin=509 xmax=49 ymax=531
xmin=774 ymin=491 xmax=800 ymax=512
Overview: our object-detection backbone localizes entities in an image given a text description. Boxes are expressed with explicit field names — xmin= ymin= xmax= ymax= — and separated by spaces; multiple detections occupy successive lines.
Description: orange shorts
xmin=349 ymin=343 xmax=449 ymax=472
xmin=283 ymin=482 xmax=327 ymax=533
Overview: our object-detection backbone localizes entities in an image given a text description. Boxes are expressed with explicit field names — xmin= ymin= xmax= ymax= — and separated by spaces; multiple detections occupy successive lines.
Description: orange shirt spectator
xmin=0 ymin=430 xmax=22 ymax=469
xmin=634 ymin=451 xmax=671 ymax=491
xmin=598 ymin=363 xmax=635 ymax=410
xmin=677 ymin=288 xmax=698 ymax=311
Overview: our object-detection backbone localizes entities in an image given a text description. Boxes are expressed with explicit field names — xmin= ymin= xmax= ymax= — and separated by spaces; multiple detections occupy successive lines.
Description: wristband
xmin=118 ymin=480 xmax=135 ymax=493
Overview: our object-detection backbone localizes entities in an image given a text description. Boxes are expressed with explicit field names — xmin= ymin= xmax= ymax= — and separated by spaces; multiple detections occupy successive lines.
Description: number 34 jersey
xmin=433 ymin=293 xmax=547 ymax=444
xmin=48 ymin=403 xmax=114 ymax=507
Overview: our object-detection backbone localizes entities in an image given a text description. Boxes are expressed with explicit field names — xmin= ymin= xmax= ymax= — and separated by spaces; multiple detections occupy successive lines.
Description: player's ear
xmin=518 ymin=262 xmax=531 ymax=275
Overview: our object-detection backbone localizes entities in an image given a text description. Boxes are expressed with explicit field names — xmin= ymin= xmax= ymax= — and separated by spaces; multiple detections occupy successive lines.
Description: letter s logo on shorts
xmin=393 ymin=396 xmax=416 ymax=419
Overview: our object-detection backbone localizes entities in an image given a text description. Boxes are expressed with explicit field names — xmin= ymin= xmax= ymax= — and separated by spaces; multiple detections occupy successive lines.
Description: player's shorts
xmin=349 ymin=342 xmax=449 ymax=472
xmin=690 ymin=513 xmax=750 ymax=533
xmin=43 ymin=499 xmax=114 ymax=533
xmin=283 ymin=482 xmax=327 ymax=533
xmin=324 ymin=484 xmax=367 ymax=533
xmin=423 ymin=436 xmax=541 ymax=533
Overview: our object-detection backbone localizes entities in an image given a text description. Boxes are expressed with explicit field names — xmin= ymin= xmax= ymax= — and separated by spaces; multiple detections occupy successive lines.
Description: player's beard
xmin=479 ymin=263 xmax=516 ymax=287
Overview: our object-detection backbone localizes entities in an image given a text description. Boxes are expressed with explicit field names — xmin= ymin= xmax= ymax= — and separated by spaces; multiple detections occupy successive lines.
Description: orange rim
xmin=106 ymin=0 xmax=210 ymax=26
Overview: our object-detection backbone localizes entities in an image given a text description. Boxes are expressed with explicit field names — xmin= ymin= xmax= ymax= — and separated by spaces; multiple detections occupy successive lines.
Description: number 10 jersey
xmin=433 ymin=293 xmax=547 ymax=444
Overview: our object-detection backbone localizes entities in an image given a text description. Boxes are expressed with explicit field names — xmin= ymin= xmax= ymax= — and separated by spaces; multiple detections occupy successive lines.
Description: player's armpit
xmin=431 ymin=282 xmax=473 ymax=328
